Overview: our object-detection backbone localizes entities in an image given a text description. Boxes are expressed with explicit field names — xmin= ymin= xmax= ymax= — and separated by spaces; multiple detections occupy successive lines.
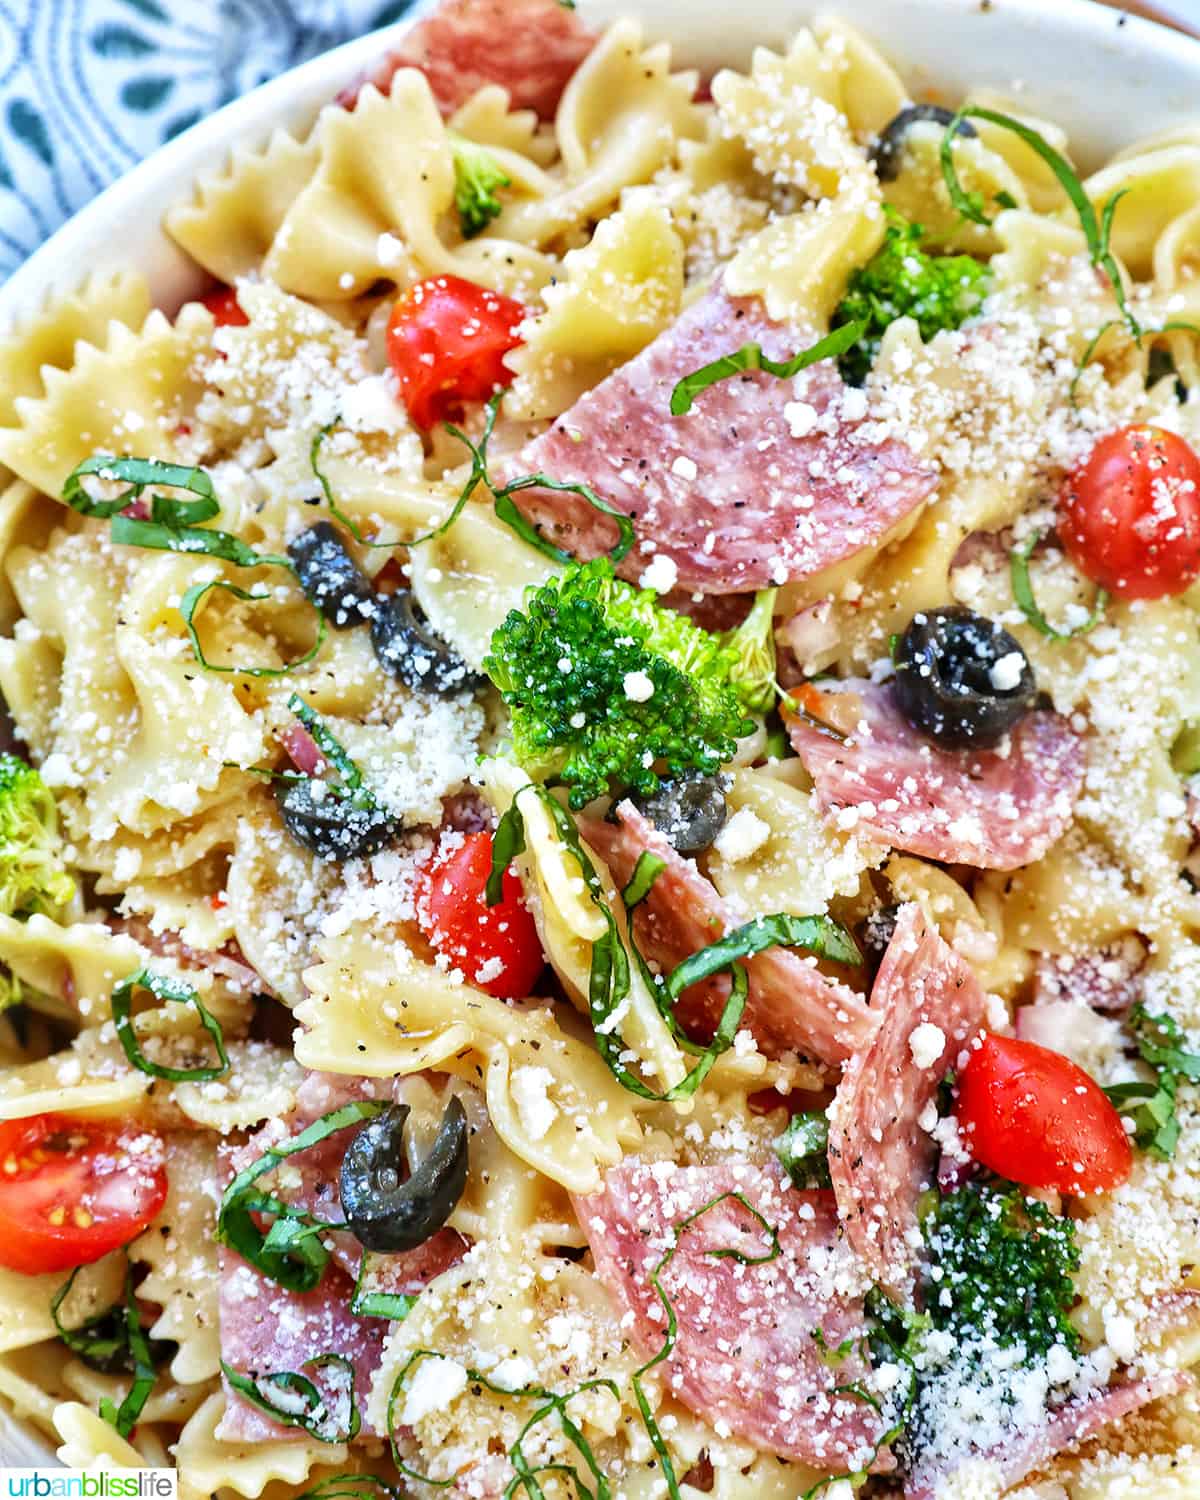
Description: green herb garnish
xmin=223 ymin=1354 xmax=361 ymax=1443
xmin=831 ymin=209 xmax=990 ymax=386
xmin=110 ymin=967 xmax=228 ymax=1082
xmin=669 ymin=321 xmax=865 ymax=417
xmin=1105 ymin=1004 xmax=1200 ymax=1160
xmin=774 ymin=1111 xmax=833 ymax=1190
xmin=621 ymin=850 xmax=666 ymax=909
xmin=665 ymin=912 xmax=861 ymax=998
xmin=216 ymin=1100 xmax=386 ymax=1292
xmin=54 ymin=1259 xmax=161 ymax=1439
xmin=939 ymin=106 xmax=1139 ymax=338
xmin=1010 ymin=528 xmax=1108 ymax=641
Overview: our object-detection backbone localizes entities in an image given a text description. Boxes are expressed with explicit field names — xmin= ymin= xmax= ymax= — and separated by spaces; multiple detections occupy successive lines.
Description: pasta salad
xmin=1 ymin=2 xmax=1200 ymax=1496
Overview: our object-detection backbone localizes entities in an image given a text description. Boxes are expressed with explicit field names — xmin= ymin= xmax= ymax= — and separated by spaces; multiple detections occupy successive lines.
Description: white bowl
xmin=0 ymin=0 xmax=1198 ymax=1468
xmin=3 ymin=0 xmax=1200 ymax=332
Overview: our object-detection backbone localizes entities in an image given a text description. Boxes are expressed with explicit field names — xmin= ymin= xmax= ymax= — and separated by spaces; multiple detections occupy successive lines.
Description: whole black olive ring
xmin=371 ymin=590 xmax=484 ymax=696
xmin=893 ymin=606 xmax=1037 ymax=750
xmin=870 ymin=105 xmax=978 ymax=183
xmin=628 ymin=772 xmax=729 ymax=855
xmin=340 ymin=1097 xmax=469 ymax=1253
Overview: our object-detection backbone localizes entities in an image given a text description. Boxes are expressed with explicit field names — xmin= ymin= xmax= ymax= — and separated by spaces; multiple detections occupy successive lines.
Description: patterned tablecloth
xmin=0 ymin=0 xmax=417 ymax=282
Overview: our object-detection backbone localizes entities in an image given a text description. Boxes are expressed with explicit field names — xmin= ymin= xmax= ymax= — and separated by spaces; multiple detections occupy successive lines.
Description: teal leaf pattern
xmin=0 ymin=0 xmax=420 ymax=282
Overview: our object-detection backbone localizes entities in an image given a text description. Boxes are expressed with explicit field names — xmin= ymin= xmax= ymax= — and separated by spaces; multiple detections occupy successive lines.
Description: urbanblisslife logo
xmin=2 ymin=1474 xmax=177 ymax=1498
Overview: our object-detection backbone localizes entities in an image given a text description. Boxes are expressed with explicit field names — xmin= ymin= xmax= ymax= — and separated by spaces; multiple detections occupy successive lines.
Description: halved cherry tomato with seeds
xmin=415 ymin=830 xmax=544 ymax=1000
xmin=200 ymin=285 xmax=249 ymax=327
xmin=1059 ymin=424 xmax=1200 ymax=600
xmin=955 ymin=1033 xmax=1132 ymax=1194
xmin=386 ymin=275 xmax=526 ymax=430
xmin=0 ymin=1113 xmax=168 ymax=1274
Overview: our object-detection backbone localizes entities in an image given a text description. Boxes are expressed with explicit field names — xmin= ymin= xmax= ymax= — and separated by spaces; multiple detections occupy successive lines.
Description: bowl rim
xmin=4 ymin=0 xmax=1200 ymax=332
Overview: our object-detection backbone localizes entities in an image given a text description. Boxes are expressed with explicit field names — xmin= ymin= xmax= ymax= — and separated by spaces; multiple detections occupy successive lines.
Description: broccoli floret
xmin=483 ymin=558 xmax=752 ymax=809
xmin=0 ymin=754 xmax=75 ymax=918
xmin=723 ymin=588 xmax=778 ymax=715
xmin=833 ymin=208 xmax=991 ymax=385
xmin=450 ymin=134 xmax=511 ymax=239
xmin=924 ymin=1180 xmax=1081 ymax=1361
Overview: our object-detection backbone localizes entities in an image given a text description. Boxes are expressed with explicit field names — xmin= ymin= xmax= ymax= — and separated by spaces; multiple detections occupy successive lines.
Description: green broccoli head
xmin=483 ymin=558 xmax=752 ymax=809
xmin=924 ymin=1179 xmax=1081 ymax=1361
xmin=449 ymin=134 xmax=512 ymax=240
xmin=0 ymin=753 xmax=76 ymax=918
xmin=723 ymin=588 xmax=778 ymax=714
xmin=833 ymin=208 xmax=991 ymax=385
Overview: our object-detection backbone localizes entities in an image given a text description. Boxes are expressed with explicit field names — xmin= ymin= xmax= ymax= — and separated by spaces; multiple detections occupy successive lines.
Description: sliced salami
xmin=504 ymin=288 xmax=938 ymax=594
xmin=906 ymin=1369 xmax=1193 ymax=1499
xmin=574 ymin=1158 xmax=893 ymax=1473
xmin=828 ymin=903 xmax=985 ymax=1297
xmin=580 ymin=801 xmax=877 ymax=1066
xmin=338 ymin=0 xmax=596 ymax=117
xmin=786 ymin=681 xmax=1084 ymax=871
xmin=216 ymin=1249 xmax=388 ymax=1443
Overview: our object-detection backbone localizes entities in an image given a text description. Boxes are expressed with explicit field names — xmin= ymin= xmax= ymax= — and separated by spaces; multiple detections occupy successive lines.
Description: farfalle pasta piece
xmin=492 ymin=20 xmax=703 ymax=248
xmin=265 ymin=77 xmax=553 ymax=302
xmin=166 ymin=128 xmax=322 ymax=287
xmin=449 ymin=82 xmax=556 ymax=165
xmin=174 ymin=1393 xmax=348 ymax=1499
xmin=1086 ymin=144 xmax=1200 ymax=280
xmin=0 ymin=270 xmax=152 ymax=428
xmin=296 ymin=925 xmax=643 ymax=1194
xmin=0 ymin=305 xmax=214 ymax=497
xmin=505 ymin=189 xmax=685 ymax=421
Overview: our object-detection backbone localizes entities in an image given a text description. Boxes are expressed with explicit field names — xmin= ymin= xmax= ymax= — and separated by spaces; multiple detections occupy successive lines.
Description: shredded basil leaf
xmin=622 ymin=851 xmax=666 ymax=909
xmin=1070 ymin=319 xmax=1200 ymax=407
xmin=669 ymin=321 xmax=865 ymax=417
xmin=223 ymin=1354 xmax=361 ymax=1443
xmin=217 ymin=1100 xmax=388 ymax=1292
xmin=632 ymin=1192 xmax=780 ymax=1499
xmin=310 ymin=422 xmax=405 ymax=549
xmin=665 ymin=912 xmax=861 ymax=1001
xmin=939 ymin=106 xmax=1140 ymax=338
xmin=181 ymin=579 xmax=327 ymax=678
xmin=1105 ymin=1004 xmax=1200 ymax=1160
xmin=442 ymin=395 xmax=635 ymax=563
xmin=70 ymin=1260 xmax=158 ymax=1439
xmin=62 ymin=456 xmax=219 ymax=522
xmin=1009 ymin=529 xmax=1108 ymax=641
xmin=297 ymin=1479 xmax=403 ymax=1500
xmin=287 ymin=693 xmax=377 ymax=809
xmin=486 ymin=800 xmax=528 ymax=907
xmin=350 ymin=1253 xmax=419 ymax=1321
xmin=110 ymin=966 xmax=228 ymax=1082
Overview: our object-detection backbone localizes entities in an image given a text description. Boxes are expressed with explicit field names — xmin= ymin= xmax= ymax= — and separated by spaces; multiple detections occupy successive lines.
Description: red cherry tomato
xmin=386 ymin=276 xmax=526 ymax=429
xmin=416 ymin=830 xmax=544 ymax=1000
xmin=956 ymin=1033 xmax=1132 ymax=1194
xmin=200 ymin=285 xmax=249 ymax=327
xmin=0 ymin=1114 xmax=168 ymax=1274
xmin=1059 ymin=423 xmax=1200 ymax=599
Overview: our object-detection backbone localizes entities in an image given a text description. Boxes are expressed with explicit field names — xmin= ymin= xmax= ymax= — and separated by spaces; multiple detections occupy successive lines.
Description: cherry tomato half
xmin=200 ymin=285 xmax=249 ymax=327
xmin=386 ymin=276 xmax=526 ymax=430
xmin=1059 ymin=423 xmax=1200 ymax=600
xmin=955 ymin=1033 xmax=1132 ymax=1194
xmin=0 ymin=1114 xmax=168 ymax=1274
xmin=416 ymin=830 xmax=544 ymax=1000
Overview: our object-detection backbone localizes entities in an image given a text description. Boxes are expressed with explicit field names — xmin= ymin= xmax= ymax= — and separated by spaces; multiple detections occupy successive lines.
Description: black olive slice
xmin=340 ymin=1098 xmax=469 ymax=1253
xmin=275 ymin=777 xmax=397 ymax=862
xmin=893 ymin=606 xmax=1037 ymax=750
xmin=287 ymin=522 xmax=377 ymax=629
xmin=629 ymin=773 xmax=728 ymax=855
xmin=871 ymin=105 xmax=978 ymax=183
xmin=370 ymin=591 xmax=483 ymax=696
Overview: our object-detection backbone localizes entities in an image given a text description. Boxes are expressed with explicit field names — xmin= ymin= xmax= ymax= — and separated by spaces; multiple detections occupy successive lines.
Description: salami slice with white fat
xmin=829 ymin=903 xmax=985 ymax=1298
xmin=906 ymin=1369 xmax=1193 ymax=1499
xmin=580 ymin=801 xmax=877 ymax=1066
xmin=338 ymin=0 xmax=596 ymax=117
xmin=786 ymin=680 xmax=1084 ymax=871
xmin=505 ymin=289 xmax=938 ymax=594
xmin=574 ymin=1158 xmax=893 ymax=1472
